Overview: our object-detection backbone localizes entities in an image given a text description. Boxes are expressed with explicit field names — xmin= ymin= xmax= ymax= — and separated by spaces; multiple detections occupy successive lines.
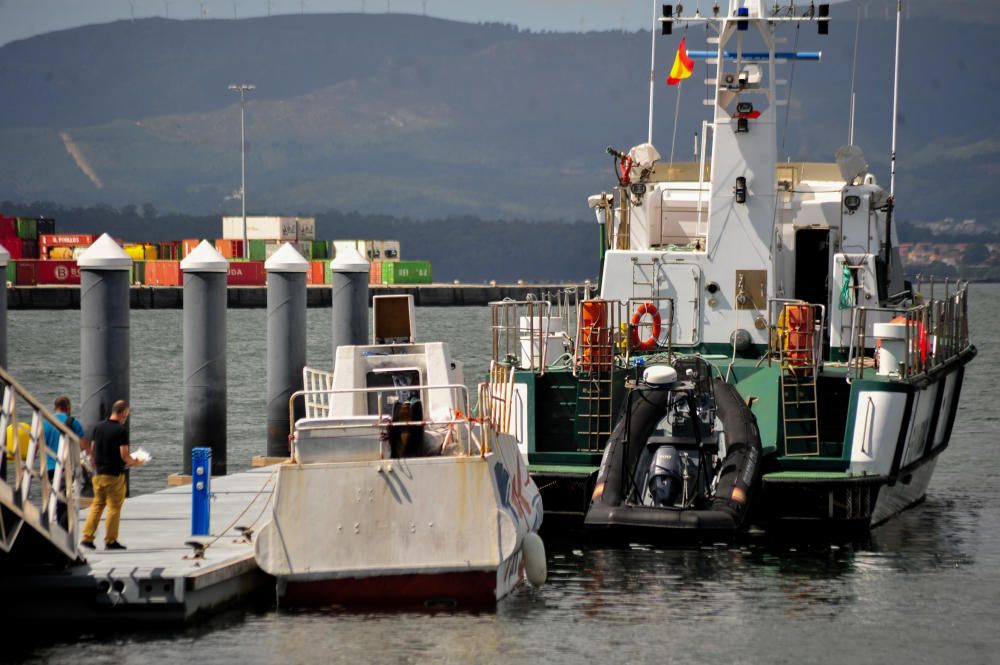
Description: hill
xmin=0 ymin=11 xmax=995 ymax=227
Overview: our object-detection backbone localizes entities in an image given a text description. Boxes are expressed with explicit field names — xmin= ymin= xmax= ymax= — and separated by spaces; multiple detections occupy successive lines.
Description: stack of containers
xmin=1 ymin=217 xmax=41 ymax=260
xmin=40 ymin=234 xmax=97 ymax=260
xmin=221 ymin=216 xmax=320 ymax=285
xmin=332 ymin=239 xmax=418 ymax=285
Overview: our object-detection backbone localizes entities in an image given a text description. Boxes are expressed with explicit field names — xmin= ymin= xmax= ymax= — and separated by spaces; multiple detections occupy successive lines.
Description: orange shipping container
xmin=181 ymin=239 xmax=201 ymax=258
xmin=144 ymin=260 xmax=182 ymax=286
xmin=308 ymin=261 xmax=325 ymax=285
xmin=215 ymin=239 xmax=244 ymax=259
xmin=369 ymin=260 xmax=382 ymax=285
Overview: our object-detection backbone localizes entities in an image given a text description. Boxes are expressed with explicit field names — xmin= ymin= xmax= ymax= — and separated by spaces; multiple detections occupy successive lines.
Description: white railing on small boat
xmin=846 ymin=282 xmax=970 ymax=381
xmin=288 ymin=382 xmax=493 ymax=458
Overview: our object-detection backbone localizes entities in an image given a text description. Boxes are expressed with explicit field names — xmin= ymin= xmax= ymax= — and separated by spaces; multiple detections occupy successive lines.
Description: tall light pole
xmin=228 ymin=83 xmax=255 ymax=258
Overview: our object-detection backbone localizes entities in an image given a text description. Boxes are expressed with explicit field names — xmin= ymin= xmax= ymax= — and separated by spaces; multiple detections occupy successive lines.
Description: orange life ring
xmin=630 ymin=302 xmax=662 ymax=351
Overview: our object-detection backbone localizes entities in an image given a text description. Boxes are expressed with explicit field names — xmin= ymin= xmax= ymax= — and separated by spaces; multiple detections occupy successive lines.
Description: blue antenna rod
xmin=687 ymin=50 xmax=821 ymax=61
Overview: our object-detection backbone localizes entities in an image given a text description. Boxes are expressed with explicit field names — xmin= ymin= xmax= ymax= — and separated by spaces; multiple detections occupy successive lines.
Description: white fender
xmin=522 ymin=531 xmax=547 ymax=587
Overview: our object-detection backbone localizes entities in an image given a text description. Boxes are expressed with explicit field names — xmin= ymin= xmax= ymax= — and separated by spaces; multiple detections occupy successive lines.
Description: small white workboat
xmin=254 ymin=295 xmax=545 ymax=607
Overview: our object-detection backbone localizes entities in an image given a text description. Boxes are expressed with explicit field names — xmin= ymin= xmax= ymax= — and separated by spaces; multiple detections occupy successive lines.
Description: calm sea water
xmin=6 ymin=285 xmax=1000 ymax=664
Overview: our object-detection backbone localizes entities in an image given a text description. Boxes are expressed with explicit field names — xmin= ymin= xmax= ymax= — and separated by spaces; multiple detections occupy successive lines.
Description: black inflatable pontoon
xmin=584 ymin=358 xmax=763 ymax=539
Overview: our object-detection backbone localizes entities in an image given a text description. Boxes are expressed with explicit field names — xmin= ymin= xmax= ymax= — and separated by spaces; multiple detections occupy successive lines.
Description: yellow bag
xmin=5 ymin=422 xmax=31 ymax=461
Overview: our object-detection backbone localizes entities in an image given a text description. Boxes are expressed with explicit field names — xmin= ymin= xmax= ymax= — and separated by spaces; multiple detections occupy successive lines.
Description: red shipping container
xmin=0 ymin=216 xmax=16 ymax=238
xmin=144 ymin=260 xmax=182 ymax=286
xmin=15 ymin=260 xmax=37 ymax=286
xmin=39 ymin=234 xmax=97 ymax=249
xmin=369 ymin=260 xmax=382 ymax=285
xmin=36 ymin=260 xmax=80 ymax=285
xmin=6 ymin=238 xmax=35 ymax=260
xmin=227 ymin=261 xmax=265 ymax=286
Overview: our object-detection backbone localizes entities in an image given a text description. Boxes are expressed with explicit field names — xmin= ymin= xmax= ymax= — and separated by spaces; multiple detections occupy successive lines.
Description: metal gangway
xmin=0 ymin=366 xmax=85 ymax=567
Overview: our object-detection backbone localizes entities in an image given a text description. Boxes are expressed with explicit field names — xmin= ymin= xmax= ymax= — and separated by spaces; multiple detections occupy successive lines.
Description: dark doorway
xmin=794 ymin=229 xmax=830 ymax=306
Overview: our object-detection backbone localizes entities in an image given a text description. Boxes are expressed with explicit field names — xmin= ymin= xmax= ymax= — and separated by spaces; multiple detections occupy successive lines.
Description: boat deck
xmin=0 ymin=465 xmax=278 ymax=624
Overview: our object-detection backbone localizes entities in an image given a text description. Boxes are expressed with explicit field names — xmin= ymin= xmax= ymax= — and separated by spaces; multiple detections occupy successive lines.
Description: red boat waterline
xmin=282 ymin=570 xmax=502 ymax=608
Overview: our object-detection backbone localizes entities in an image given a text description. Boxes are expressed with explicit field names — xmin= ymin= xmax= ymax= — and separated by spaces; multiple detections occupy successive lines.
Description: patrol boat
xmin=483 ymin=1 xmax=975 ymax=536
xmin=254 ymin=295 xmax=545 ymax=606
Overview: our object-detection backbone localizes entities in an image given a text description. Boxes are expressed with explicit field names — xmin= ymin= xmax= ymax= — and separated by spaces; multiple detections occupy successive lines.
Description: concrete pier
xmin=0 ymin=466 xmax=277 ymax=624
xmin=6 ymin=284 xmax=593 ymax=309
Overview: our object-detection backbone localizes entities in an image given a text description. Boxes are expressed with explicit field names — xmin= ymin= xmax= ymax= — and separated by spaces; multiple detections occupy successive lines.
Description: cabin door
xmin=794 ymin=228 xmax=830 ymax=306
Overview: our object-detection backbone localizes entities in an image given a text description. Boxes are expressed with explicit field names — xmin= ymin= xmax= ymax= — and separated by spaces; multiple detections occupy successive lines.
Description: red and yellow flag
xmin=667 ymin=37 xmax=695 ymax=86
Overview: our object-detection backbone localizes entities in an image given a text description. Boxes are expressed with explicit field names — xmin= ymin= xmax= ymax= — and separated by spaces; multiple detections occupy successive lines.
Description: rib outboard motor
xmin=585 ymin=358 xmax=763 ymax=539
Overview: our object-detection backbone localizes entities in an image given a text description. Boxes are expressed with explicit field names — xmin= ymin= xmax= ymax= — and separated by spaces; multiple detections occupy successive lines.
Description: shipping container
xmin=36 ymin=260 xmax=80 ymax=285
xmin=369 ymin=260 xmax=383 ymax=285
xmin=124 ymin=244 xmax=146 ymax=261
xmin=307 ymin=260 xmax=326 ymax=285
xmin=144 ymin=260 xmax=182 ymax=286
xmin=13 ymin=261 xmax=37 ymax=286
xmin=309 ymin=239 xmax=328 ymax=260
xmin=6 ymin=239 xmax=37 ymax=260
xmin=247 ymin=239 xmax=267 ymax=261
xmin=35 ymin=218 xmax=55 ymax=236
xmin=296 ymin=217 xmax=316 ymax=241
xmin=0 ymin=215 xmax=17 ymax=238
xmin=332 ymin=239 xmax=378 ymax=261
xmin=180 ymin=239 xmax=202 ymax=258
xmin=15 ymin=217 xmax=37 ymax=240
xmin=214 ymin=239 xmax=244 ymax=259
xmin=227 ymin=261 xmax=266 ymax=286
xmin=323 ymin=260 xmax=333 ymax=286
xmin=132 ymin=260 xmax=146 ymax=285
xmin=382 ymin=260 xmax=432 ymax=285
xmin=381 ymin=240 xmax=401 ymax=262
xmin=222 ymin=216 xmax=298 ymax=241
xmin=39 ymin=234 xmax=97 ymax=256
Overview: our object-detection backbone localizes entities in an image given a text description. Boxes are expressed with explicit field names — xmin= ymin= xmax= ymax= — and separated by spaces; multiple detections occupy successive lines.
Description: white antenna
xmin=847 ymin=5 xmax=861 ymax=145
xmin=646 ymin=0 xmax=657 ymax=144
xmin=163 ymin=1 xmax=169 ymax=18
xmin=233 ymin=1 xmax=238 ymax=19
xmin=889 ymin=0 xmax=902 ymax=197
xmin=129 ymin=1 xmax=135 ymax=21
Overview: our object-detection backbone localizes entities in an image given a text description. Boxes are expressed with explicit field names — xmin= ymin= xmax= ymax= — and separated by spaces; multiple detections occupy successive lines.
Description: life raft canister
xmin=580 ymin=300 xmax=612 ymax=370
xmin=782 ymin=303 xmax=814 ymax=366
xmin=630 ymin=302 xmax=662 ymax=351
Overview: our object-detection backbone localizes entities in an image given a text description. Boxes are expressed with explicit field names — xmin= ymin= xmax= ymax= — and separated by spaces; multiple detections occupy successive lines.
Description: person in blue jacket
xmin=42 ymin=395 xmax=89 ymax=530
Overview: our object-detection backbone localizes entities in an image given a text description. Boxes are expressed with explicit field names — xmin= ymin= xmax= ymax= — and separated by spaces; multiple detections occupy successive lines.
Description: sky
xmin=1 ymin=0 xmax=996 ymax=47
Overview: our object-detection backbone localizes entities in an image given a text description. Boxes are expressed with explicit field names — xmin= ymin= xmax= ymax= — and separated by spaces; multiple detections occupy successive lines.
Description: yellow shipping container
xmin=124 ymin=244 xmax=145 ymax=261
xmin=143 ymin=244 xmax=159 ymax=260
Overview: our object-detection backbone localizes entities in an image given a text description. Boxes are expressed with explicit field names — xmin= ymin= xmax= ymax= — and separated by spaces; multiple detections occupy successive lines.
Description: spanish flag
xmin=667 ymin=37 xmax=695 ymax=86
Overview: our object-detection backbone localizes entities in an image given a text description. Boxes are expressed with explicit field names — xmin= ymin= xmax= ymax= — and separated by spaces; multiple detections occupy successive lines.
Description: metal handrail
xmin=845 ymin=283 xmax=970 ymax=381
xmin=288 ymin=382 xmax=482 ymax=457
xmin=489 ymin=299 xmax=555 ymax=375
xmin=0 ymin=366 xmax=84 ymax=559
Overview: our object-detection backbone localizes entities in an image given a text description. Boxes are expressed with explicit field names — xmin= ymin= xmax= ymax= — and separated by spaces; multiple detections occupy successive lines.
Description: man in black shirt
xmin=80 ymin=400 xmax=145 ymax=550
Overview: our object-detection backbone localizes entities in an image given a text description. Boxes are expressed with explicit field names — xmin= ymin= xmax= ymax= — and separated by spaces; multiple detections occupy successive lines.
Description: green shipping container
xmin=310 ymin=240 xmax=329 ymax=260
xmin=248 ymin=239 xmax=267 ymax=261
xmin=382 ymin=260 xmax=432 ymax=285
xmin=16 ymin=217 xmax=37 ymax=240
xmin=323 ymin=260 xmax=333 ymax=285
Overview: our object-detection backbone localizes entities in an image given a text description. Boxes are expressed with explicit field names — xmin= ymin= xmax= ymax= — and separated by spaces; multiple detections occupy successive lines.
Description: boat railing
xmin=845 ymin=282 xmax=970 ymax=381
xmin=483 ymin=361 xmax=523 ymax=444
xmin=767 ymin=299 xmax=827 ymax=375
xmin=288 ymin=382 xmax=485 ymax=457
xmin=0 ymin=366 xmax=84 ymax=561
xmin=301 ymin=367 xmax=335 ymax=419
xmin=489 ymin=299 xmax=557 ymax=375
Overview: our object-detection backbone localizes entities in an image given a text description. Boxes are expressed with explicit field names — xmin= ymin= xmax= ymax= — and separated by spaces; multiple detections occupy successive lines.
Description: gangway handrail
xmin=0 ymin=365 xmax=84 ymax=562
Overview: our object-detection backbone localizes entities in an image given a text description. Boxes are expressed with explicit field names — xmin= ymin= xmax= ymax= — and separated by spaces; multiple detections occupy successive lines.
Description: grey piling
xmin=180 ymin=241 xmax=229 ymax=476
xmin=265 ymin=243 xmax=308 ymax=457
xmin=331 ymin=246 xmax=370 ymax=360
xmin=0 ymin=244 xmax=8 ymax=368
xmin=77 ymin=234 xmax=133 ymax=431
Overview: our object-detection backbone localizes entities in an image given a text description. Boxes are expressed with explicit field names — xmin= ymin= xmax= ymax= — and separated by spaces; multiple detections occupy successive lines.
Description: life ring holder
xmin=875 ymin=315 xmax=929 ymax=368
xmin=630 ymin=302 xmax=662 ymax=351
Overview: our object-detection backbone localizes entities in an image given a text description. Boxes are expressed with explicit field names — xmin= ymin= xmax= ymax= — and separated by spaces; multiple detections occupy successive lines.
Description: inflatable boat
xmin=584 ymin=357 xmax=762 ymax=540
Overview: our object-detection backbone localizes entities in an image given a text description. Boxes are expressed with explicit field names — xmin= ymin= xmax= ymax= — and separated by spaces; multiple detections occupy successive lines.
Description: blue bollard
xmin=192 ymin=447 xmax=212 ymax=535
